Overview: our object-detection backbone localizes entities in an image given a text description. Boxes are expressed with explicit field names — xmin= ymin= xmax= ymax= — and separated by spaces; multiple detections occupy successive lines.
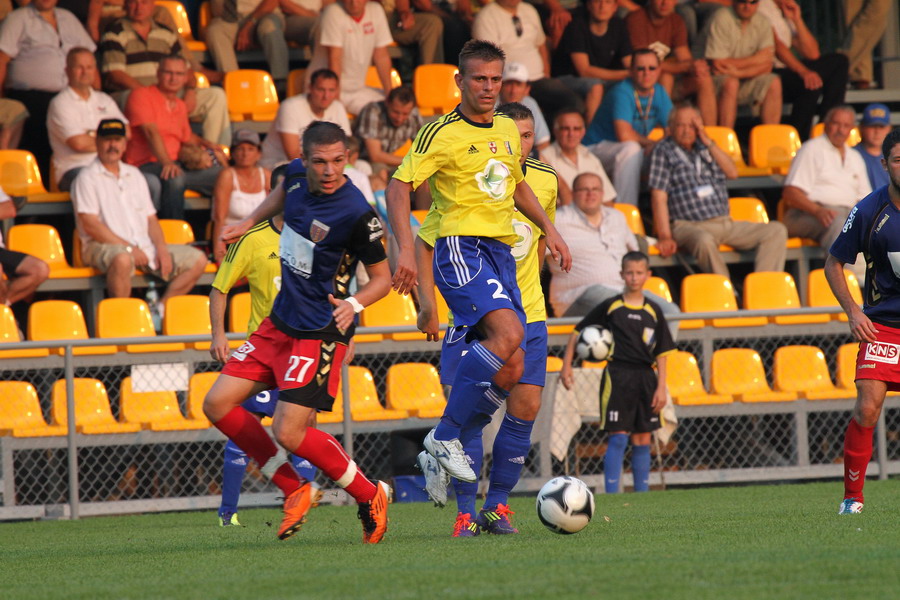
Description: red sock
xmin=295 ymin=428 xmax=376 ymax=502
xmin=843 ymin=418 xmax=874 ymax=502
xmin=214 ymin=406 xmax=300 ymax=495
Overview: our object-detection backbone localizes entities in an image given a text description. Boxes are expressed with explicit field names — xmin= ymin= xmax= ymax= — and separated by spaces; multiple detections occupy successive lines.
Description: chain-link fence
xmin=2 ymin=312 xmax=900 ymax=520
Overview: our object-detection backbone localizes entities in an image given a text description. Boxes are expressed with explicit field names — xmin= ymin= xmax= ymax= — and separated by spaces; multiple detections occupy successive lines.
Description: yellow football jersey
xmin=417 ymin=156 xmax=558 ymax=324
xmin=394 ymin=109 xmax=524 ymax=246
xmin=212 ymin=219 xmax=281 ymax=335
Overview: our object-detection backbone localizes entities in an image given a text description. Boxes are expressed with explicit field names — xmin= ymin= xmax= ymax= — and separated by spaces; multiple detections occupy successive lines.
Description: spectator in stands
xmin=472 ymin=0 xmax=579 ymax=123
xmin=584 ymin=49 xmax=672 ymax=207
xmin=700 ymin=0 xmax=781 ymax=130
xmin=124 ymin=55 xmax=226 ymax=220
xmin=782 ymin=105 xmax=871 ymax=255
xmin=540 ymin=108 xmax=615 ymax=206
xmin=306 ymin=0 xmax=395 ymax=115
xmin=854 ymin=103 xmax=891 ymax=190
xmin=48 ymin=47 xmax=128 ymax=192
xmin=212 ymin=130 xmax=271 ymax=263
xmin=840 ymin=0 xmax=891 ymax=89
xmin=384 ymin=0 xmax=444 ymax=66
xmin=86 ymin=0 xmax=178 ymax=42
xmin=627 ymin=0 xmax=717 ymax=126
xmin=259 ymin=68 xmax=351 ymax=169
xmin=649 ymin=104 xmax=787 ymax=277
xmin=100 ymin=0 xmax=231 ymax=146
xmin=0 ymin=0 xmax=95 ymax=181
xmin=73 ymin=118 xmax=207 ymax=310
xmin=277 ymin=0 xmax=324 ymax=48
xmin=498 ymin=62 xmax=550 ymax=154
xmin=547 ymin=171 xmax=679 ymax=332
xmin=0 ymin=190 xmax=49 ymax=308
xmin=553 ymin=0 xmax=630 ymax=125
xmin=420 ymin=0 xmax=475 ymax=62
xmin=354 ymin=85 xmax=424 ymax=179
xmin=758 ymin=0 xmax=848 ymax=140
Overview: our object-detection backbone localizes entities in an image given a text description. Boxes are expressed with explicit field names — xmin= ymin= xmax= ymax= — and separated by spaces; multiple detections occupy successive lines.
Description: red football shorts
xmin=222 ymin=317 xmax=348 ymax=410
xmin=855 ymin=322 xmax=900 ymax=392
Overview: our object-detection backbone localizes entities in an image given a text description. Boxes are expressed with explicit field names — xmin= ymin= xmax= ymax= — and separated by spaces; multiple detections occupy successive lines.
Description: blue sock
xmin=219 ymin=440 xmax=248 ymax=516
xmin=484 ymin=414 xmax=534 ymax=509
xmin=632 ymin=444 xmax=651 ymax=492
xmin=604 ymin=434 xmax=628 ymax=494
xmin=452 ymin=433 xmax=483 ymax=516
xmin=459 ymin=384 xmax=508 ymax=445
xmin=434 ymin=342 xmax=503 ymax=441
xmin=291 ymin=455 xmax=317 ymax=484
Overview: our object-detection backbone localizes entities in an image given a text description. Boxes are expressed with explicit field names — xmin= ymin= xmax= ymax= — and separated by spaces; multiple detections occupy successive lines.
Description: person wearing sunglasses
xmin=699 ymin=0 xmax=782 ymax=129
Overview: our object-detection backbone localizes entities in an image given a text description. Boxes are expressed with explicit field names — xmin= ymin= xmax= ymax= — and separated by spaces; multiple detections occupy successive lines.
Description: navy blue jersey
xmin=270 ymin=159 xmax=387 ymax=342
xmin=830 ymin=186 xmax=900 ymax=327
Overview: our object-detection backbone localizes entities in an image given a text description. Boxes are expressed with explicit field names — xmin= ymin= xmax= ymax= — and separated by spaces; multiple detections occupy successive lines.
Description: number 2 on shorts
xmin=487 ymin=278 xmax=509 ymax=300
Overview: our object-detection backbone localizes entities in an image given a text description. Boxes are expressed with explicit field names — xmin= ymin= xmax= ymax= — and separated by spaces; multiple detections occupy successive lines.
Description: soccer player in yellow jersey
xmin=386 ymin=39 xmax=571 ymax=485
xmin=416 ymin=102 xmax=558 ymax=536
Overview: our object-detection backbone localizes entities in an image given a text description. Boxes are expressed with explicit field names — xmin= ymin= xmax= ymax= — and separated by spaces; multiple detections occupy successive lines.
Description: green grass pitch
xmin=3 ymin=479 xmax=900 ymax=599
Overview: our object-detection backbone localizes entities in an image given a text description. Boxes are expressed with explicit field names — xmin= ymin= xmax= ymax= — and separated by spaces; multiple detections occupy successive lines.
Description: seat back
xmin=155 ymin=0 xmax=196 ymax=41
xmin=385 ymin=363 xmax=445 ymax=413
xmin=0 ymin=304 xmax=48 ymax=357
xmin=51 ymin=378 xmax=116 ymax=428
xmin=28 ymin=300 xmax=89 ymax=342
xmin=710 ymin=348 xmax=771 ymax=395
xmin=836 ymin=343 xmax=859 ymax=390
xmin=343 ymin=365 xmax=381 ymax=413
xmin=643 ymin=276 xmax=672 ymax=303
xmin=666 ymin=350 xmax=706 ymax=397
xmin=6 ymin=224 xmax=72 ymax=271
xmin=187 ymin=372 xmax=218 ymax=422
xmin=772 ymin=345 xmax=836 ymax=393
xmin=287 ymin=68 xmax=305 ymax=96
xmin=648 ymin=127 xmax=664 ymax=141
xmin=365 ymin=65 xmax=402 ymax=90
xmin=163 ymin=295 xmax=211 ymax=337
xmin=679 ymin=273 xmax=762 ymax=327
xmin=120 ymin=376 xmax=184 ymax=425
xmin=613 ymin=203 xmax=646 ymax=235
xmin=705 ymin=126 xmax=748 ymax=166
xmin=360 ymin=289 xmax=418 ymax=338
xmin=0 ymin=149 xmax=48 ymax=196
xmin=744 ymin=271 xmax=829 ymax=324
xmin=749 ymin=124 xmax=801 ymax=171
xmin=413 ymin=64 xmax=460 ymax=116
xmin=96 ymin=298 xmax=156 ymax=339
xmin=807 ymin=268 xmax=862 ymax=320
xmin=158 ymin=219 xmax=196 ymax=245
xmin=224 ymin=70 xmax=280 ymax=121
xmin=728 ymin=197 xmax=769 ymax=223
xmin=229 ymin=292 xmax=252 ymax=333
xmin=0 ymin=381 xmax=49 ymax=430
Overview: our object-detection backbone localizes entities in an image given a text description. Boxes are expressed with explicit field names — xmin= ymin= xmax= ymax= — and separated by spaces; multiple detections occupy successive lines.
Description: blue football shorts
xmin=439 ymin=321 xmax=548 ymax=387
xmin=241 ymin=388 xmax=279 ymax=418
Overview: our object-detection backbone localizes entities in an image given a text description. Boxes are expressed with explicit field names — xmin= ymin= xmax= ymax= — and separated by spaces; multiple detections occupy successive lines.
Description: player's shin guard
xmin=295 ymin=427 xmax=376 ymax=502
xmin=292 ymin=457 xmax=318 ymax=484
xmin=843 ymin=418 xmax=875 ymax=502
xmin=219 ymin=441 xmax=248 ymax=515
xmin=213 ymin=406 xmax=301 ymax=495
xmin=631 ymin=444 xmax=651 ymax=492
xmin=485 ymin=414 xmax=534 ymax=508
xmin=435 ymin=342 xmax=504 ymax=441
xmin=453 ymin=433 xmax=484 ymax=516
xmin=458 ymin=385 xmax=507 ymax=445
xmin=604 ymin=433 xmax=628 ymax=494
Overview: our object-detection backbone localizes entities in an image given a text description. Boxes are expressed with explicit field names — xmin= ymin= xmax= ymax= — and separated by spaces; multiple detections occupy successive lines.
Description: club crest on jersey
xmin=505 ymin=141 xmax=512 ymax=154
xmin=310 ymin=219 xmax=330 ymax=243
xmin=489 ymin=141 xmax=497 ymax=154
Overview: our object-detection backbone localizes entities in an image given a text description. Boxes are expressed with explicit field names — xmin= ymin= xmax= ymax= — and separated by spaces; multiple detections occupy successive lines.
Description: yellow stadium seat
xmin=317 ymin=386 xmax=345 ymax=423
xmin=229 ymin=291 xmax=252 ymax=335
xmin=163 ymin=294 xmax=212 ymax=349
xmin=96 ymin=298 xmax=185 ymax=353
xmin=158 ymin=219 xmax=216 ymax=273
xmin=0 ymin=304 xmax=48 ymax=358
xmin=546 ymin=356 xmax=563 ymax=372
xmin=28 ymin=300 xmax=117 ymax=355
xmin=836 ymin=343 xmax=859 ymax=393
xmin=680 ymin=273 xmax=765 ymax=328
xmin=385 ymin=363 xmax=446 ymax=418
xmin=120 ymin=376 xmax=209 ymax=430
xmin=224 ymin=70 xmax=280 ymax=122
xmin=666 ymin=350 xmax=732 ymax=405
xmin=772 ymin=345 xmax=849 ymax=400
xmin=648 ymin=127 xmax=664 ymax=141
xmin=365 ymin=65 xmax=402 ymax=90
xmin=51 ymin=378 xmax=142 ymax=434
xmin=728 ymin=197 xmax=769 ymax=223
xmin=411 ymin=209 xmax=429 ymax=224
xmin=582 ymin=360 xmax=607 ymax=369
xmin=711 ymin=348 xmax=797 ymax=402
xmin=392 ymin=139 xmax=413 ymax=158
xmin=343 ymin=366 xmax=408 ymax=421
xmin=194 ymin=71 xmax=210 ymax=88
xmin=749 ymin=124 xmax=801 ymax=174
xmin=413 ymin=64 xmax=460 ymax=116
xmin=806 ymin=268 xmax=862 ymax=322
xmin=198 ymin=0 xmax=210 ymax=37
xmin=287 ymin=68 xmax=305 ymax=96
xmin=0 ymin=381 xmax=65 ymax=437
xmin=6 ymin=224 xmax=96 ymax=278
xmin=613 ymin=203 xmax=646 ymax=235
xmin=810 ymin=122 xmax=861 ymax=146
xmin=705 ymin=126 xmax=771 ymax=177
xmin=0 ymin=149 xmax=69 ymax=204
xmin=743 ymin=271 xmax=829 ymax=325
xmin=359 ymin=289 xmax=419 ymax=341
xmin=187 ymin=372 xmax=218 ymax=425
xmin=155 ymin=0 xmax=206 ymax=52
xmin=775 ymin=198 xmax=818 ymax=248
xmin=643 ymin=276 xmax=672 ymax=303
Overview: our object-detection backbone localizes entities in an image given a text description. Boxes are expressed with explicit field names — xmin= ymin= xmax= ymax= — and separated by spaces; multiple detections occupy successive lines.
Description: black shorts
xmin=599 ymin=362 xmax=661 ymax=433
xmin=0 ymin=247 xmax=28 ymax=274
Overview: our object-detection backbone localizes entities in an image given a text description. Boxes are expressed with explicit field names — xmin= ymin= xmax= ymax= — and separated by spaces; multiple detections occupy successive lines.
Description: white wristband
xmin=345 ymin=296 xmax=365 ymax=314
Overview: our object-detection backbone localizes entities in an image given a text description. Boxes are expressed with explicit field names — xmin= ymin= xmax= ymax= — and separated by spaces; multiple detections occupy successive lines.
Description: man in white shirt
xmin=72 ymin=118 xmax=207 ymax=303
xmin=782 ymin=105 xmax=872 ymax=252
xmin=540 ymin=108 xmax=616 ymax=206
xmin=305 ymin=0 xmax=395 ymax=115
xmin=48 ymin=47 xmax=128 ymax=191
xmin=259 ymin=69 xmax=351 ymax=168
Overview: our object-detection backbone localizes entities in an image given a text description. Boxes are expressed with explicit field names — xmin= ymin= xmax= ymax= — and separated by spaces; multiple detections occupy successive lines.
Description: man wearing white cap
xmin=498 ymin=62 xmax=550 ymax=154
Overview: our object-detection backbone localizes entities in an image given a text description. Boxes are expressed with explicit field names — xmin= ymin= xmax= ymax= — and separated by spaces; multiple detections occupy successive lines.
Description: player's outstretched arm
xmin=560 ymin=332 xmax=579 ymax=391
xmin=513 ymin=180 xmax=571 ymax=272
xmin=221 ymin=186 xmax=286 ymax=244
xmin=824 ymin=253 xmax=878 ymax=342
xmin=415 ymin=236 xmax=439 ymax=341
xmin=385 ymin=178 xmax=417 ymax=294
xmin=329 ymin=260 xmax=392 ymax=331
xmin=209 ymin=288 xmax=231 ymax=363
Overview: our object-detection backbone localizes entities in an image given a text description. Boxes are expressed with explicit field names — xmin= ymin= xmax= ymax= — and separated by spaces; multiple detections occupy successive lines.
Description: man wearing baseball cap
xmin=499 ymin=62 xmax=550 ymax=153
xmin=854 ymin=103 xmax=892 ymax=190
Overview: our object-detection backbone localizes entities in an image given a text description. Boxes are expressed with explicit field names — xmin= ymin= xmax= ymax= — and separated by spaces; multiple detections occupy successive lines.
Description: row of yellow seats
xmin=667 ymin=344 xmax=865 ymax=406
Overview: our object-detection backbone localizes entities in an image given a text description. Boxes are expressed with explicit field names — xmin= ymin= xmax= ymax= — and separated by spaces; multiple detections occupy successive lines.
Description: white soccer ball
xmin=536 ymin=476 xmax=595 ymax=534
xmin=575 ymin=325 xmax=613 ymax=361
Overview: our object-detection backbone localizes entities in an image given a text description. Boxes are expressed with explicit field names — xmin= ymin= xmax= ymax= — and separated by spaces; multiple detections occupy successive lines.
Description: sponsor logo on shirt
xmin=368 ymin=217 xmax=384 ymax=241
xmin=842 ymin=206 xmax=858 ymax=233
xmin=475 ymin=158 xmax=510 ymax=201
xmin=468 ymin=145 xmax=479 ymax=154
xmin=232 ymin=341 xmax=256 ymax=361
xmin=864 ymin=341 xmax=900 ymax=364
xmin=858 ymin=363 xmax=876 ymax=369
xmin=875 ymin=213 xmax=890 ymax=234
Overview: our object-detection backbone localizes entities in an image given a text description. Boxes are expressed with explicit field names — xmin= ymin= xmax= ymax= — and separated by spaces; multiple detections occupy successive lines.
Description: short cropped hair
xmin=66 ymin=46 xmax=94 ymax=69
xmin=459 ymin=39 xmax=505 ymax=76
xmin=497 ymin=101 xmax=533 ymax=123
xmin=622 ymin=251 xmax=649 ymax=269
xmin=824 ymin=104 xmax=855 ymax=124
xmin=630 ymin=48 xmax=660 ymax=65
xmin=387 ymin=86 xmax=416 ymax=106
xmin=553 ymin=107 xmax=584 ymax=128
xmin=309 ymin=68 xmax=339 ymax=86
xmin=302 ymin=121 xmax=347 ymax=158
xmin=882 ymin=128 xmax=900 ymax=161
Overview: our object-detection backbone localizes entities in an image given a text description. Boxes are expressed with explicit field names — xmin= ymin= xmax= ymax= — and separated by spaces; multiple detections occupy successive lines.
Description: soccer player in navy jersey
xmin=827 ymin=128 xmax=900 ymax=515
xmin=203 ymin=122 xmax=392 ymax=543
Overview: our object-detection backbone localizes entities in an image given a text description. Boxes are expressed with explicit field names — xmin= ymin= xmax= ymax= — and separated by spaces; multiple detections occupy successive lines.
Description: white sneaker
xmin=838 ymin=498 xmax=863 ymax=515
xmin=416 ymin=451 xmax=450 ymax=507
xmin=424 ymin=429 xmax=476 ymax=483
